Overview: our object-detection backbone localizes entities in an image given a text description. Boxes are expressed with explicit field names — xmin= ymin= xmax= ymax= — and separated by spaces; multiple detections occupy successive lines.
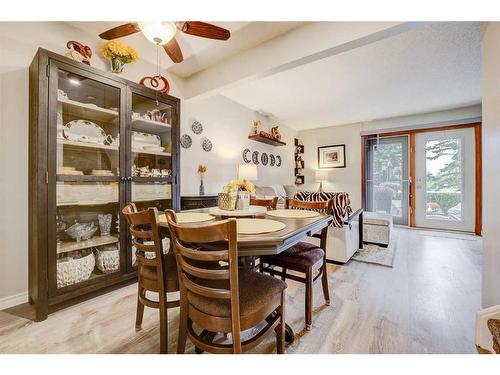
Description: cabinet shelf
xmin=57 ymin=139 xmax=118 ymax=151
xmin=132 ymin=117 xmax=172 ymax=134
xmin=57 ymin=200 xmax=119 ymax=207
xmin=59 ymin=97 xmax=118 ymax=123
xmin=57 ymin=235 xmax=119 ymax=254
xmin=57 ymin=175 xmax=118 ymax=182
xmin=132 ymin=148 xmax=171 ymax=157
xmin=248 ymin=134 xmax=287 ymax=146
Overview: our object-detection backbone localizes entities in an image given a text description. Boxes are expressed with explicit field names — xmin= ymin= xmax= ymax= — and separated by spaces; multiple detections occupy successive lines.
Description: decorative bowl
xmin=65 ymin=222 xmax=97 ymax=242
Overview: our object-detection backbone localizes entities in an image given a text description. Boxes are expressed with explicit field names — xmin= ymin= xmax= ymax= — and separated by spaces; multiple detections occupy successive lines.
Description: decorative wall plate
xmin=252 ymin=151 xmax=259 ymax=164
xmin=242 ymin=148 xmax=251 ymax=163
xmin=269 ymin=154 xmax=275 ymax=166
xmin=261 ymin=152 xmax=269 ymax=166
xmin=191 ymin=121 xmax=203 ymax=134
xmin=201 ymin=137 xmax=213 ymax=152
xmin=276 ymin=155 xmax=282 ymax=167
xmin=180 ymin=134 xmax=192 ymax=148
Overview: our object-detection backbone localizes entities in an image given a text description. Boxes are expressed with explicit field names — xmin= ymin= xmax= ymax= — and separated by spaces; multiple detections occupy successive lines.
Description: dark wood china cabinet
xmin=29 ymin=49 xmax=180 ymax=321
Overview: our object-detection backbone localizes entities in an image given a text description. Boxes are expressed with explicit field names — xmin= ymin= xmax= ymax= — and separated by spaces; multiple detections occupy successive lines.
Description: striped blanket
xmin=293 ymin=191 xmax=352 ymax=228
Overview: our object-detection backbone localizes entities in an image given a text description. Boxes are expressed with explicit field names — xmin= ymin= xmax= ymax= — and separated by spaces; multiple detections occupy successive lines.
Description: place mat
xmin=209 ymin=206 xmax=267 ymax=217
xmin=236 ymin=218 xmax=286 ymax=234
xmin=266 ymin=209 xmax=320 ymax=218
xmin=158 ymin=212 xmax=215 ymax=224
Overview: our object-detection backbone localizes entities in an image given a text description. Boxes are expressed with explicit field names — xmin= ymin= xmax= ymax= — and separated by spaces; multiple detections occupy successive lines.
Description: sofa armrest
xmin=343 ymin=208 xmax=363 ymax=249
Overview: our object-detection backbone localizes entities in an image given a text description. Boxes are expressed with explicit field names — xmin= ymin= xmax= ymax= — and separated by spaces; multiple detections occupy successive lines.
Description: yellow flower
xmin=100 ymin=40 xmax=139 ymax=63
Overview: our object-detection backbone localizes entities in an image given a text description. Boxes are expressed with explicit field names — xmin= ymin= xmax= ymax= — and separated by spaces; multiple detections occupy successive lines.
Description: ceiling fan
xmin=98 ymin=21 xmax=231 ymax=63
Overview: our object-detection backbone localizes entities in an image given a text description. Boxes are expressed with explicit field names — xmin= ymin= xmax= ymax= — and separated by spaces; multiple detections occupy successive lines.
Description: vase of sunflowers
xmin=221 ymin=179 xmax=255 ymax=210
xmin=100 ymin=40 xmax=139 ymax=74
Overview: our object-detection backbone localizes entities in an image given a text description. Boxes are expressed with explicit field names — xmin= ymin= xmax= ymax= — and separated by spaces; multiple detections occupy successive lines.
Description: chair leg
xmin=305 ymin=267 xmax=313 ymax=330
xmin=158 ymin=293 xmax=168 ymax=354
xmin=276 ymin=292 xmax=286 ymax=354
xmin=281 ymin=267 xmax=287 ymax=281
xmin=259 ymin=260 xmax=264 ymax=273
xmin=177 ymin=287 xmax=188 ymax=354
xmin=320 ymin=259 xmax=330 ymax=305
xmin=135 ymin=286 xmax=145 ymax=330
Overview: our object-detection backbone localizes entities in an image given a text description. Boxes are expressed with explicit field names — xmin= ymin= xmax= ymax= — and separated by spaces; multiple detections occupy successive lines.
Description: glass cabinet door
xmin=129 ymin=92 xmax=174 ymax=269
xmin=51 ymin=65 xmax=124 ymax=291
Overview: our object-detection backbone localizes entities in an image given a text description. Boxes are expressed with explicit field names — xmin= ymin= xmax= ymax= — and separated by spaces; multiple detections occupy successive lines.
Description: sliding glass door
xmin=414 ymin=128 xmax=475 ymax=232
xmin=365 ymin=136 xmax=409 ymax=225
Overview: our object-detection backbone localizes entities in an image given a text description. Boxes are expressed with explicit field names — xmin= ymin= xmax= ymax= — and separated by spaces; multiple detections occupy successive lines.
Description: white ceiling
xmin=220 ymin=22 xmax=482 ymax=130
xmin=69 ymin=21 xmax=303 ymax=77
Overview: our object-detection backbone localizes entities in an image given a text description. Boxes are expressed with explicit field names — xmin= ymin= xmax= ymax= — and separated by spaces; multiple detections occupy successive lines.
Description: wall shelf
xmin=248 ymin=134 xmax=286 ymax=147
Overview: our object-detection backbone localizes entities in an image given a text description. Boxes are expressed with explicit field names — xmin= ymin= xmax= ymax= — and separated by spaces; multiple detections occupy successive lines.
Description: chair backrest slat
xmin=177 ymin=243 xmax=229 ymax=262
xmin=288 ymin=198 xmax=333 ymax=214
xmin=178 ymin=257 xmax=230 ymax=280
xmin=250 ymin=196 xmax=278 ymax=210
xmin=180 ymin=274 xmax=231 ymax=299
xmin=122 ymin=204 xmax=166 ymax=287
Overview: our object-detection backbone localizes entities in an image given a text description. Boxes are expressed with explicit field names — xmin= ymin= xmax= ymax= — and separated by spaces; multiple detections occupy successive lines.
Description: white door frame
xmin=414 ymin=127 xmax=475 ymax=232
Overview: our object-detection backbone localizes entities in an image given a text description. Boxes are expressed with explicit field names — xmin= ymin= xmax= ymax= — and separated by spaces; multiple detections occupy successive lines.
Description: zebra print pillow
xmin=293 ymin=191 xmax=352 ymax=228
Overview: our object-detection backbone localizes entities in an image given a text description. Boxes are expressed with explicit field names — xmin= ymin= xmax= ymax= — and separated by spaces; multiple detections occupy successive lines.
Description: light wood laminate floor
xmin=0 ymin=228 xmax=481 ymax=354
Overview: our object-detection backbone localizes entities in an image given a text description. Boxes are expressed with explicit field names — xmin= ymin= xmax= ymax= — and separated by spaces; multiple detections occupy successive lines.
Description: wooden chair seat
xmin=188 ymin=269 xmax=286 ymax=319
xmin=262 ymin=242 xmax=324 ymax=269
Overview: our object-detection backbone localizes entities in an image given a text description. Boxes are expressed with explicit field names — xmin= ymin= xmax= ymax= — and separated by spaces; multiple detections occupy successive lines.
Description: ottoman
xmin=363 ymin=212 xmax=393 ymax=247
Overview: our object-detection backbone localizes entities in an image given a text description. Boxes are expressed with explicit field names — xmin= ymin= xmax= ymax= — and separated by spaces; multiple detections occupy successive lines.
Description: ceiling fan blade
xmin=99 ymin=22 xmax=140 ymax=40
xmin=180 ymin=22 xmax=230 ymax=40
xmin=163 ymin=37 xmax=184 ymax=63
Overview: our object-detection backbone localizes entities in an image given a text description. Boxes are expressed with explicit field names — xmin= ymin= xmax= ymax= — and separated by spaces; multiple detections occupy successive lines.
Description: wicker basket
xmin=57 ymin=250 xmax=95 ymax=288
xmin=218 ymin=192 xmax=237 ymax=211
xmin=95 ymin=245 xmax=120 ymax=273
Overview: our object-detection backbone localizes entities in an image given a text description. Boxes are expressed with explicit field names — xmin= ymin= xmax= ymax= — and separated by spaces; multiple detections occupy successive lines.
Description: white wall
xmin=0 ymin=22 xmax=181 ymax=307
xmin=481 ymin=22 xmax=500 ymax=308
xmin=181 ymin=95 xmax=296 ymax=194
xmin=297 ymin=105 xmax=481 ymax=211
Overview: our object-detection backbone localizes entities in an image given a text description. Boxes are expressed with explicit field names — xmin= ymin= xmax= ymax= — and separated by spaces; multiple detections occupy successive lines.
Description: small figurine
xmin=250 ymin=119 xmax=261 ymax=136
xmin=271 ymin=125 xmax=282 ymax=140
xmin=65 ymin=41 xmax=92 ymax=65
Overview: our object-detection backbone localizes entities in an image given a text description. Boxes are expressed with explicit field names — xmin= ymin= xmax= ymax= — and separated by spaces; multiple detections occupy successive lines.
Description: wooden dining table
xmin=158 ymin=207 xmax=333 ymax=346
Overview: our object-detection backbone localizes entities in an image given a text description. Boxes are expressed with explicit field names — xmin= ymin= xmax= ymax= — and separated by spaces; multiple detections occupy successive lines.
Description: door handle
xmin=127 ymin=177 xmax=132 ymax=181
xmin=120 ymin=177 xmax=126 ymax=182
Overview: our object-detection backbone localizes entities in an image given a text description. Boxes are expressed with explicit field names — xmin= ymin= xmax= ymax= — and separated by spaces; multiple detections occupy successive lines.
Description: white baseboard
xmin=0 ymin=291 xmax=29 ymax=311
xmin=476 ymin=304 xmax=500 ymax=352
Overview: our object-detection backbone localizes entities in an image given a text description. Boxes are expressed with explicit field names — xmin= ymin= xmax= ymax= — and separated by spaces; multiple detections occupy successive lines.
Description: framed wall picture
xmin=318 ymin=144 xmax=346 ymax=169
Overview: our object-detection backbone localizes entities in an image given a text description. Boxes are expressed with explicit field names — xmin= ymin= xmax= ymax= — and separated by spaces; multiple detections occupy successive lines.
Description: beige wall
xmin=481 ymin=22 xmax=500 ymax=308
xmin=297 ymin=106 xmax=481 ymax=211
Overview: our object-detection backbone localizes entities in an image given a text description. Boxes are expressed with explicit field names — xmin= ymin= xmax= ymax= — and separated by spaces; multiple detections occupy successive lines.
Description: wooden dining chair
xmin=165 ymin=209 xmax=287 ymax=354
xmin=250 ymin=196 xmax=279 ymax=210
xmin=122 ymin=204 xmax=180 ymax=354
xmin=260 ymin=198 xmax=333 ymax=331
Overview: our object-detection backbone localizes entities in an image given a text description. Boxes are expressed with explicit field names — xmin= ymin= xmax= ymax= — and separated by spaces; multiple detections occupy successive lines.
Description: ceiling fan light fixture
xmin=138 ymin=21 xmax=177 ymax=45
